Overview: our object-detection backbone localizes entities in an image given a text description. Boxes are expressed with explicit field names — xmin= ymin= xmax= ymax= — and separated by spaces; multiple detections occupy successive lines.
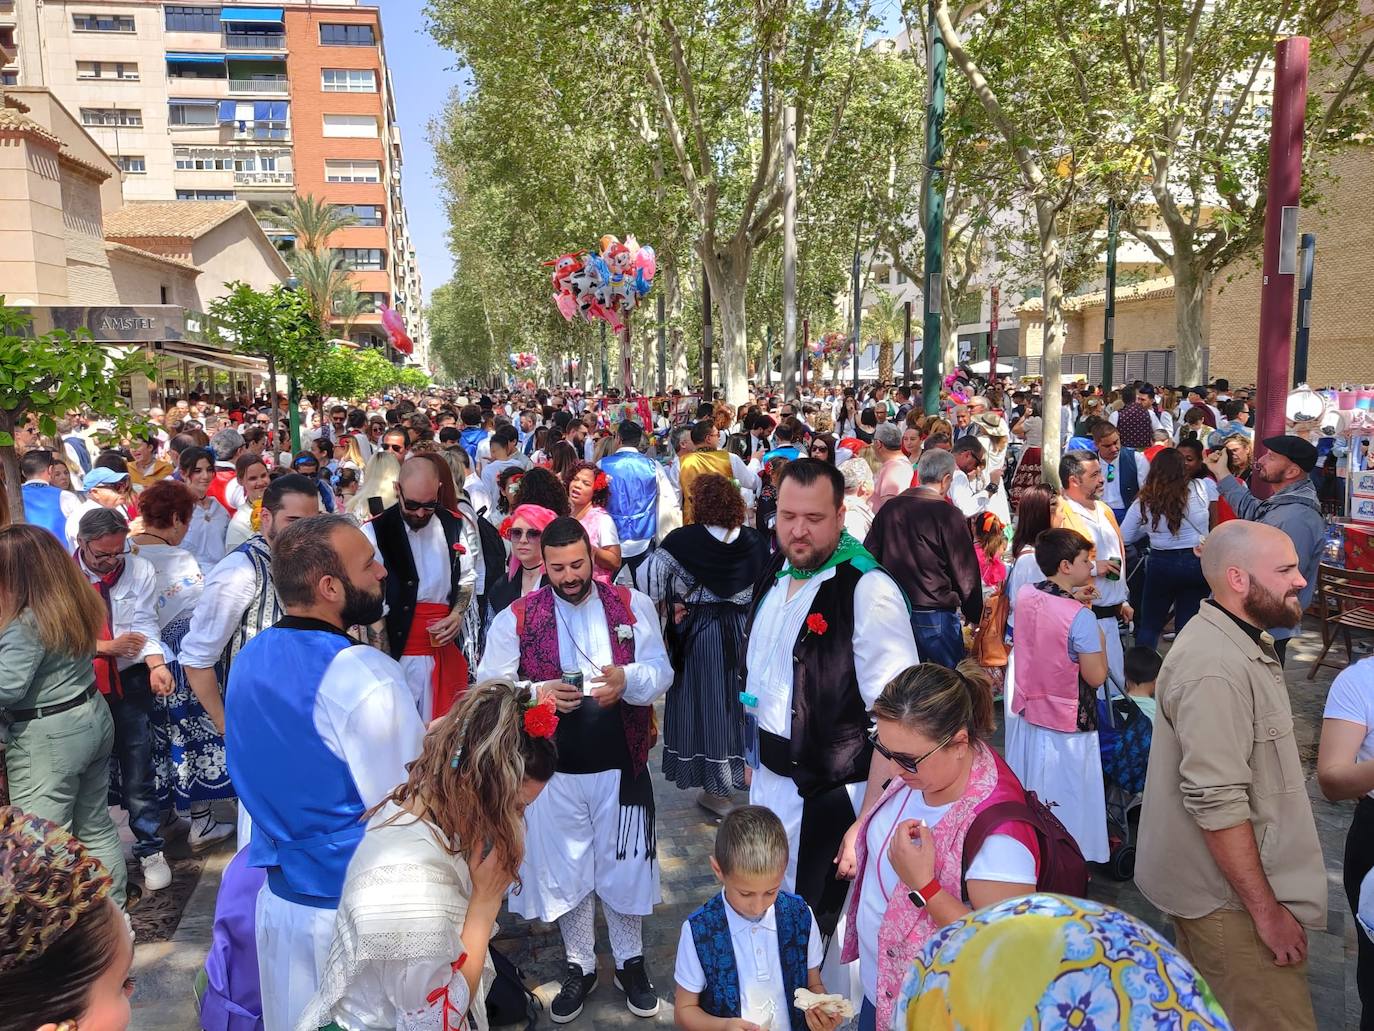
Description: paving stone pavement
xmin=129 ymin=625 xmax=1370 ymax=1030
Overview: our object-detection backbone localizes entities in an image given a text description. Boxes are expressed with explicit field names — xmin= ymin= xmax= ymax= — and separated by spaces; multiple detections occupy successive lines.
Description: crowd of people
xmin=0 ymin=370 xmax=1358 ymax=1031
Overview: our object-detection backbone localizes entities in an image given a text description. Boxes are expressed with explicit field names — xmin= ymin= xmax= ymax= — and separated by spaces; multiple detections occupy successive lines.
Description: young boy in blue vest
xmin=674 ymin=806 xmax=845 ymax=1031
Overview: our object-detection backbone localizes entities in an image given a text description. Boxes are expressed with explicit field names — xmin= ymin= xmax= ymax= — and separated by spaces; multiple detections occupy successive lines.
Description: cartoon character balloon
xmin=545 ymin=234 xmax=656 ymax=331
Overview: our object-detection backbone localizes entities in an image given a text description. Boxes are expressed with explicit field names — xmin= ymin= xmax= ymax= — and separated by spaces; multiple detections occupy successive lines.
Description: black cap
xmin=1263 ymin=434 xmax=1318 ymax=472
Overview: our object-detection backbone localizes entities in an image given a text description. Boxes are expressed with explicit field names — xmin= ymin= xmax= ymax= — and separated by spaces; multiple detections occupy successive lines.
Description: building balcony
xmin=229 ymin=76 xmax=288 ymax=93
xmin=234 ymin=168 xmax=293 ymax=187
xmin=224 ymin=31 xmax=285 ymax=50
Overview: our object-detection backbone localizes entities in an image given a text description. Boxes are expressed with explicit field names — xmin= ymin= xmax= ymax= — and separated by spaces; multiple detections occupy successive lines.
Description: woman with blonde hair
xmin=300 ymin=679 xmax=557 ymax=1031
xmin=0 ymin=524 xmax=129 ymax=904
xmin=347 ymin=450 xmax=402 ymax=523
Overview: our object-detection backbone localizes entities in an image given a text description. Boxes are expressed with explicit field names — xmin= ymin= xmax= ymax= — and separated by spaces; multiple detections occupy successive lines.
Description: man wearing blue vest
xmin=1092 ymin=421 xmax=1151 ymax=618
xmin=18 ymin=449 xmax=78 ymax=543
xmin=599 ymin=420 xmax=670 ymax=586
xmin=458 ymin=403 xmax=490 ymax=466
xmin=225 ymin=513 xmax=425 ymax=1031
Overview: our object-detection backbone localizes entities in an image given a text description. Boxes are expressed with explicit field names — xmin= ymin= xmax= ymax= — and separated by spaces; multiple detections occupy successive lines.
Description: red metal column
xmin=1252 ymin=36 xmax=1310 ymax=498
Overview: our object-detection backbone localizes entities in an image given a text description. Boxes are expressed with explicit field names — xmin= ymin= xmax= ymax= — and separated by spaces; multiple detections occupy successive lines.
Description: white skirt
xmin=1003 ymin=716 xmax=1109 ymax=864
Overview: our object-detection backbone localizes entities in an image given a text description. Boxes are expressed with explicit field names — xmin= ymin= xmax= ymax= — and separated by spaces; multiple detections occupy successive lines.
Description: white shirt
xmin=727 ymin=452 xmax=762 ymax=492
xmin=64 ymin=498 xmax=106 ymax=551
xmin=477 ymin=586 xmax=673 ymax=705
xmin=857 ymin=784 xmax=1037 ymax=1003
xmin=480 ymin=454 xmax=531 ymax=512
xmin=1324 ymin=658 xmax=1374 ymax=798
xmin=463 ymin=474 xmax=495 ymax=523
xmin=362 ymin=515 xmax=456 ymax=607
xmin=745 ymin=566 xmax=917 ymax=738
xmin=674 ymin=894 xmax=824 ymax=1027
xmin=1062 ymin=497 xmax=1126 ymax=606
xmin=23 ymin=478 xmax=81 ymax=519
xmin=182 ymin=496 xmax=231 ymax=574
xmin=224 ymin=505 xmax=257 ymax=554
xmin=1100 ymin=451 xmax=1152 ymax=512
xmin=1119 ymin=478 xmax=1217 ymax=551
xmin=843 ymin=496 xmax=874 ymax=542
xmin=130 ymin=541 xmax=205 ymax=629
xmin=81 ymin=552 xmax=165 ymax=668
xmin=1004 ymin=548 xmax=1045 ymax=629
xmin=178 ymin=549 xmax=261 ymax=669
xmin=949 ymin=469 xmax=988 ymax=517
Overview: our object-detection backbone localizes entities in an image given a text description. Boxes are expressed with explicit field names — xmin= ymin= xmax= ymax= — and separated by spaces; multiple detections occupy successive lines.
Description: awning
xmin=19 ymin=305 xmax=189 ymax=342
xmin=152 ymin=341 xmax=270 ymax=376
xmin=225 ymin=52 xmax=286 ymax=61
xmin=166 ymin=52 xmax=227 ymax=64
xmin=220 ymin=7 xmax=284 ymax=23
xmin=169 ymin=97 xmax=219 ymax=106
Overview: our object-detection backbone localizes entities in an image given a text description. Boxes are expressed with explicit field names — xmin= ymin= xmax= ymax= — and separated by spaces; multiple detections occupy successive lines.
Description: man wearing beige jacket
xmin=1137 ymin=520 xmax=1325 ymax=1030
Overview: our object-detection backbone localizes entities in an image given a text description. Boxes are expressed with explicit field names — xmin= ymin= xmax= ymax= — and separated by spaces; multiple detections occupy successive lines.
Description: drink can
xmin=562 ymin=668 xmax=586 ymax=695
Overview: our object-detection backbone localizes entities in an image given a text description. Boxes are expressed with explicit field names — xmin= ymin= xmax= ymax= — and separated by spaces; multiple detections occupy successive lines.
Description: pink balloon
xmin=634 ymin=245 xmax=656 ymax=281
xmin=554 ymin=292 xmax=578 ymax=320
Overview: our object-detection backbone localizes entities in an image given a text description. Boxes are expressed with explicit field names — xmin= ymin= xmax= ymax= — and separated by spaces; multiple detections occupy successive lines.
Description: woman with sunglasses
xmin=808 ymin=432 xmax=837 ymax=465
xmin=839 ymin=661 xmax=1038 ymax=1031
xmin=485 ymin=504 xmax=560 ymax=618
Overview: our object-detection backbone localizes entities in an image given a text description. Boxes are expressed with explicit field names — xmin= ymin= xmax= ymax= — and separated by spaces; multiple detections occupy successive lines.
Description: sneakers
xmin=550 ymin=963 xmax=598 ymax=1024
xmin=140 ymin=852 xmax=172 ymax=891
xmin=613 ymin=956 xmax=660 ymax=1018
xmin=189 ymin=812 xmax=235 ymax=852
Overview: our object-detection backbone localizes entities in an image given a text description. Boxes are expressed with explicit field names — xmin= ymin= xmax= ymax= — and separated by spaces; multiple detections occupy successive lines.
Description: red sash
xmin=401 ymin=601 xmax=468 ymax=719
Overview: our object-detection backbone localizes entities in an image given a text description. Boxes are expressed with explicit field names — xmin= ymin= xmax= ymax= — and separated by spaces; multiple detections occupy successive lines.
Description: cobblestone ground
xmin=130 ymin=626 xmax=1367 ymax=1030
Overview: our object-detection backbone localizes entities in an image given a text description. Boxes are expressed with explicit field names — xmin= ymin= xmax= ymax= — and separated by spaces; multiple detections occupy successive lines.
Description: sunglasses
xmin=383 ymin=443 xmax=406 ymax=453
xmin=399 ymin=491 xmax=439 ymax=512
xmin=810 ymin=444 xmax=828 ymax=454
xmin=870 ymin=730 xmax=951 ymax=775
xmin=508 ymin=527 xmax=542 ymax=542
xmin=84 ymin=540 xmax=131 ymax=562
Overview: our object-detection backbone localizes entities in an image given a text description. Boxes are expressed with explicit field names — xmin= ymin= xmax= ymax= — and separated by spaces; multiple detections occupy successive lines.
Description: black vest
xmin=741 ymin=553 xmax=873 ymax=797
xmin=372 ymin=503 xmax=465 ymax=657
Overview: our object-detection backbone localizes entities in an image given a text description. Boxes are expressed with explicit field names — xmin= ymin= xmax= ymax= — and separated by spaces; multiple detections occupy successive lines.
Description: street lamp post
xmin=1102 ymin=200 xmax=1119 ymax=394
xmin=1293 ymin=233 xmax=1316 ymax=386
xmin=921 ymin=0 xmax=947 ymax=415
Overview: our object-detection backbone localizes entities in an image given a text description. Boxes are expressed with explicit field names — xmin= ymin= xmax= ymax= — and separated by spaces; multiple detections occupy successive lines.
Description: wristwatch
xmin=907 ymin=878 xmax=941 ymax=909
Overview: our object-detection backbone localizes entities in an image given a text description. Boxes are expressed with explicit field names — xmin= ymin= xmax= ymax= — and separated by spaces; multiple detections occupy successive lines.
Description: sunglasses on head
xmin=869 ymin=729 xmax=951 ymax=775
xmin=508 ymin=527 xmax=542 ymax=542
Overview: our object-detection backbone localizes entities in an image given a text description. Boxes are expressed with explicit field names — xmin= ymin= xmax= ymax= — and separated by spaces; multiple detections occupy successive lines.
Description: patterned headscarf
xmin=892 ymin=894 xmax=1233 ymax=1030
xmin=0 ymin=806 xmax=113 ymax=973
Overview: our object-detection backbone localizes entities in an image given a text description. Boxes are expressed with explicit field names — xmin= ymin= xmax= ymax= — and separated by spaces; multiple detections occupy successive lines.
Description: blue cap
xmin=83 ymin=466 xmax=130 ymax=489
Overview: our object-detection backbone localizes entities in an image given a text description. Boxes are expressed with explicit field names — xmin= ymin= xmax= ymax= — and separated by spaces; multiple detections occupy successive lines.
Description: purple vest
xmin=514 ymin=582 xmax=653 ymax=777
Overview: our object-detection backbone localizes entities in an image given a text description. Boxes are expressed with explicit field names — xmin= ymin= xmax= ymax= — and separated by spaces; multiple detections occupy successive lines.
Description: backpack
xmin=486 ymin=945 xmax=540 ymax=1029
xmin=472 ymin=505 xmax=508 ymax=603
xmin=960 ymin=792 xmax=1088 ymax=901
xmin=1098 ymin=694 xmax=1153 ymax=795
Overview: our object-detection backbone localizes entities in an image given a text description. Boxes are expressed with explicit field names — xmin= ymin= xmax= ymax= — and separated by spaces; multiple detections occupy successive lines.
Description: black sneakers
xmin=613 ymin=956 xmax=661 ymax=1018
xmin=549 ymin=963 xmax=597 ymax=1024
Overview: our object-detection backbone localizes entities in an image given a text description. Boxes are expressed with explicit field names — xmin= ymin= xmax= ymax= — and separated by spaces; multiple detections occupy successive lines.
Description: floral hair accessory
xmin=593 ymin=471 xmax=610 ymax=492
xmin=499 ymin=516 xmax=516 ymax=539
xmin=523 ymin=697 xmax=559 ymax=739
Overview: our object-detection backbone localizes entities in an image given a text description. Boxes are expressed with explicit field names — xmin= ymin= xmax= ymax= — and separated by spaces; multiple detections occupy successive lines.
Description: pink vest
xmin=1013 ymin=584 xmax=1083 ymax=732
xmin=839 ymin=745 xmax=1038 ymax=1029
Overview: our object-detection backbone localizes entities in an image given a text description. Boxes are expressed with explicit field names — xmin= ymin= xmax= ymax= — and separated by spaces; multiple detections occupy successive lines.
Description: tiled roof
xmin=103 ymin=201 xmax=250 ymax=240
xmin=0 ymin=103 xmax=64 ymax=149
xmin=105 ymin=241 xmax=201 ymax=274
xmin=1017 ymin=275 xmax=1177 ymax=314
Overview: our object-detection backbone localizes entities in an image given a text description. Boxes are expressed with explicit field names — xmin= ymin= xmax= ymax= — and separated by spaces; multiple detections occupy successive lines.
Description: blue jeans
xmin=911 ymin=607 xmax=964 ymax=669
xmin=108 ymin=664 xmax=165 ymax=859
xmin=858 ymin=998 xmax=876 ymax=1031
xmin=1136 ymin=547 xmax=1209 ymax=650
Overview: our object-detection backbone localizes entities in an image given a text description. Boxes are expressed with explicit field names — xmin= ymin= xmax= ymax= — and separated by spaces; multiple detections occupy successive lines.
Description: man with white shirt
xmin=949 ymin=435 xmax=1001 ymax=517
xmin=1057 ymin=449 xmax=1130 ymax=686
xmin=19 ymin=449 xmax=80 ymax=543
xmin=75 ymin=507 xmax=179 ymax=891
xmin=1091 ymin=422 xmax=1150 ymax=524
xmin=479 ymin=424 xmax=530 ymax=505
xmin=226 ymin=514 xmax=425 ymax=1031
xmin=64 ymin=466 xmax=132 ymax=551
xmin=477 ymin=517 xmax=673 ymax=1022
xmin=742 ymin=459 xmax=918 ymax=940
xmin=599 ymin=420 xmax=673 ymax=586
xmin=361 ymin=459 xmax=475 ymax=721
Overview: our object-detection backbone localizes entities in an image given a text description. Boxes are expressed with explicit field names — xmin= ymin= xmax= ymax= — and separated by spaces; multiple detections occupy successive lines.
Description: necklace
xmin=135 ymin=532 xmax=172 ymax=546
xmin=875 ymin=788 xmax=916 ymax=903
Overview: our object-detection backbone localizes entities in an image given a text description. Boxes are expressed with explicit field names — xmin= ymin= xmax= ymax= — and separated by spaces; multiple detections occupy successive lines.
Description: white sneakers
xmin=140 ymin=852 xmax=173 ymax=891
xmin=189 ymin=812 xmax=235 ymax=852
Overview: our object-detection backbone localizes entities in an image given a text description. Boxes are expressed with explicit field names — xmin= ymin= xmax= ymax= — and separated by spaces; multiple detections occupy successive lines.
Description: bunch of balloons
xmin=378 ymin=304 xmax=414 ymax=356
xmin=809 ymin=332 xmax=850 ymax=358
xmin=546 ymin=235 xmax=656 ymax=333
xmin=509 ymin=352 xmax=537 ymax=371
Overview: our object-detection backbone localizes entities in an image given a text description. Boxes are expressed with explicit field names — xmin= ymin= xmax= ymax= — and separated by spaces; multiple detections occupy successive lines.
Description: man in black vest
xmin=1092 ymin=420 xmax=1151 ymax=617
xmin=741 ymin=459 xmax=918 ymax=940
xmin=362 ymin=459 xmax=474 ymax=721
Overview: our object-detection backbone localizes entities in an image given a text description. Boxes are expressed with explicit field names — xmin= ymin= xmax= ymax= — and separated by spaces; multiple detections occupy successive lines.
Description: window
xmin=168 ymin=102 xmax=217 ymax=126
xmin=324 ymin=159 xmax=380 ymax=183
xmin=335 ymin=248 xmax=384 ymax=270
xmin=319 ymin=23 xmax=374 ymax=46
xmin=1 ymin=72 xmax=17 ymax=87
xmin=322 ymin=113 xmax=378 ymax=138
xmin=335 ymin=203 xmax=382 ymax=227
xmin=115 ymin=155 xmax=146 ymax=173
xmin=80 ymin=108 xmax=142 ymax=127
xmin=354 ymin=292 xmax=387 ymax=313
xmin=73 ymin=13 xmax=135 ymax=32
xmin=167 ymin=58 xmax=226 ymax=80
xmin=165 ymin=6 xmax=219 ymax=31
xmin=175 ymin=148 xmax=233 ymax=170
xmin=77 ymin=61 xmax=139 ymax=80
xmin=321 ymin=68 xmax=376 ymax=93
xmin=176 ymin=189 xmax=235 ymax=200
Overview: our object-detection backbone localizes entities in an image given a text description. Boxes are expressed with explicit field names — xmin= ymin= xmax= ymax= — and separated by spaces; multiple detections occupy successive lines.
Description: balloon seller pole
xmin=782 ymin=104 xmax=799 ymax=402
xmin=922 ymin=0 xmax=946 ymax=415
xmin=599 ymin=321 xmax=609 ymax=395
xmin=1102 ymin=199 xmax=1119 ymax=395
xmin=852 ymin=239 xmax=862 ymax=390
xmin=620 ymin=320 xmax=633 ymax=395
xmin=764 ymin=324 xmax=773 ymax=393
xmin=1253 ymin=36 xmax=1309 ymax=500
xmin=988 ymin=285 xmax=1000 ymax=376
xmin=702 ymin=271 xmax=714 ymax=401
xmin=656 ymin=292 xmax=667 ymax=394
xmin=1293 ymin=233 xmax=1315 ymax=387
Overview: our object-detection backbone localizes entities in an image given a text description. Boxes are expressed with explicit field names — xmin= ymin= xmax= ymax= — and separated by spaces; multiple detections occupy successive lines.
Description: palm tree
xmin=865 ymin=289 xmax=906 ymax=385
xmin=330 ymin=287 xmax=367 ymax=342
xmin=289 ymin=249 xmax=352 ymax=332
xmin=266 ymin=193 xmax=357 ymax=253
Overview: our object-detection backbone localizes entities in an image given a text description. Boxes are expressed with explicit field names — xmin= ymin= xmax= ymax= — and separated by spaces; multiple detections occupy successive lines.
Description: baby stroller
xmin=1097 ymin=671 xmax=1152 ymax=881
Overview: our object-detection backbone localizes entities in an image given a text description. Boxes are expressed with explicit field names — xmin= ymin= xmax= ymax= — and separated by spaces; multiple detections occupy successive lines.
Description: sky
xmin=379 ymin=0 xmax=908 ymax=310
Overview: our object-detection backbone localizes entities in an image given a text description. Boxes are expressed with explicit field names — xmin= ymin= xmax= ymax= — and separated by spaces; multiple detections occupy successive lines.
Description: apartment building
xmin=6 ymin=0 xmax=425 ymax=359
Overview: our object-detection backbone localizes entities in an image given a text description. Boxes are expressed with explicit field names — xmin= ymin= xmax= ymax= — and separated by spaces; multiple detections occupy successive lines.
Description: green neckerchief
xmin=776 ymin=530 xmax=878 ymax=580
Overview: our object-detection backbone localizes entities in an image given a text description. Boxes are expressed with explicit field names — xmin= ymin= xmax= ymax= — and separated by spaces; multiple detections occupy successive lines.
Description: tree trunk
xmin=1172 ymin=260 xmax=1208 ymax=387
xmin=700 ymin=244 xmax=752 ymax=406
xmin=666 ymin=260 xmax=688 ymax=389
xmin=1 ymin=441 xmax=22 ymax=526
xmin=878 ymin=338 xmax=894 ymax=384
xmin=1036 ymin=198 xmax=1066 ymax=488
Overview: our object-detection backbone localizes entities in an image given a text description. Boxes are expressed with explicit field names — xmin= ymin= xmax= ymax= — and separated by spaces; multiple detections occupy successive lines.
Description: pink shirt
xmin=872 ymin=458 xmax=915 ymax=513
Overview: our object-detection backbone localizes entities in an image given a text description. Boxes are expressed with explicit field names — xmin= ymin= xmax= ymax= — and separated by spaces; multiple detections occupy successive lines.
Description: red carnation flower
xmin=499 ymin=516 xmax=515 ymax=539
xmin=594 ymin=472 xmax=610 ymax=492
xmin=805 ymin=613 xmax=829 ymax=636
xmin=452 ymin=541 xmax=467 ymax=554
xmin=524 ymin=699 xmax=559 ymax=739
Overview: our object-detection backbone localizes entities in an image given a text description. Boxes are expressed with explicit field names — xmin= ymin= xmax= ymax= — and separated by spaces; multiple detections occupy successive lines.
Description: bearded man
xmin=477 ymin=516 xmax=673 ymax=1023
xmin=740 ymin=459 xmax=918 ymax=938
xmin=225 ymin=515 xmax=426 ymax=1031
